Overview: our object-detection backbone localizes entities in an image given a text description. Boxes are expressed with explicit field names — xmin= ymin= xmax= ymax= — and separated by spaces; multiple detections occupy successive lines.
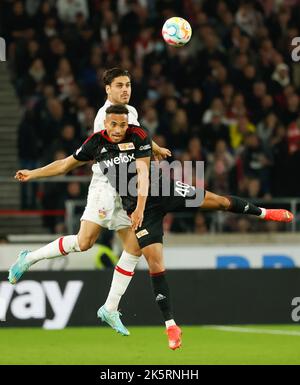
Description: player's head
xmin=104 ymin=104 xmax=129 ymax=142
xmin=103 ymin=68 xmax=131 ymax=105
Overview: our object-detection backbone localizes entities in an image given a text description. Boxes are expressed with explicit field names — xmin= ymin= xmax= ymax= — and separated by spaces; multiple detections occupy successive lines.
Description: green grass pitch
xmin=1 ymin=325 xmax=300 ymax=365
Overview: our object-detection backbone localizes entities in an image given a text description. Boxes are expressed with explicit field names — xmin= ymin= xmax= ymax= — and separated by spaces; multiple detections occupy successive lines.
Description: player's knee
xmin=125 ymin=247 xmax=142 ymax=257
xmin=78 ymin=237 xmax=94 ymax=251
xmin=219 ymin=196 xmax=230 ymax=210
xmin=147 ymin=259 xmax=164 ymax=274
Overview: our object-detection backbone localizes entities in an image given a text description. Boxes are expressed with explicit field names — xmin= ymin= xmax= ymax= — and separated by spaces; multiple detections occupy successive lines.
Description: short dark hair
xmin=105 ymin=104 xmax=129 ymax=115
xmin=102 ymin=68 xmax=131 ymax=86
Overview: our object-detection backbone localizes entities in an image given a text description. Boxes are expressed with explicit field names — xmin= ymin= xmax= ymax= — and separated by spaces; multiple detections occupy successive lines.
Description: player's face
xmin=106 ymin=76 xmax=131 ymax=104
xmin=105 ymin=113 xmax=128 ymax=142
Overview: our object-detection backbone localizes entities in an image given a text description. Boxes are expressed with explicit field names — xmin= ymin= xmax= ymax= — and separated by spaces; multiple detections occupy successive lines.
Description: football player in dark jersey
xmin=11 ymin=104 xmax=293 ymax=350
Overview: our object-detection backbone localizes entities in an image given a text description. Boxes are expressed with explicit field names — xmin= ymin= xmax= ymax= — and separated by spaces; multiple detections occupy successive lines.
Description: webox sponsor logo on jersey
xmin=103 ymin=153 xmax=135 ymax=167
xmin=0 ymin=280 xmax=83 ymax=329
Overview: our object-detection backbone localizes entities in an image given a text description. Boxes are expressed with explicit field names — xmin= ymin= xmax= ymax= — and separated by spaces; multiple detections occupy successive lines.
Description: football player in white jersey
xmin=85 ymin=68 xmax=170 ymax=235
xmin=8 ymin=68 xmax=172 ymax=339
xmin=83 ymin=68 xmax=172 ymax=334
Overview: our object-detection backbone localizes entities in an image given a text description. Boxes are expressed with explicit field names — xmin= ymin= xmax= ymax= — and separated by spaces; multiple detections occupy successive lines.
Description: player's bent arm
xmin=15 ymin=156 xmax=87 ymax=182
xmin=136 ymin=156 xmax=150 ymax=207
xmin=131 ymin=156 xmax=150 ymax=230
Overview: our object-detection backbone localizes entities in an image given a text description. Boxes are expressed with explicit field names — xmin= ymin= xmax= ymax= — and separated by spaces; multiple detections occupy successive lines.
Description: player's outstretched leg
xmin=8 ymin=235 xmax=82 ymax=284
xmin=8 ymin=250 xmax=32 ymax=284
xmin=201 ymin=192 xmax=294 ymax=223
xmin=8 ymin=221 xmax=101 ymax=284
xmin=97 ymin=305 xmax=130 ymax=336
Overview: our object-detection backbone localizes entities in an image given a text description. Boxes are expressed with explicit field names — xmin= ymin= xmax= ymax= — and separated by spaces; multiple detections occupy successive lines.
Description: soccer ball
xmin=162 ymin=17 xmax=192 ymax=47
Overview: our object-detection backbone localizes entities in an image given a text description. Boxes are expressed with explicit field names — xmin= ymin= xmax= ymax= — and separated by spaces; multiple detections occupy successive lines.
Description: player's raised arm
xmin=15 ymin=130 xmax=100 ymax=181
xmin=15 ymin=155 xmax=87 ymax=182
xmin=131 ymin=156 xmax=150 ymax=230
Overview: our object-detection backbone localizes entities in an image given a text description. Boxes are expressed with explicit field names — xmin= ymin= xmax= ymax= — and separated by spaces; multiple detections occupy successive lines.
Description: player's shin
xmin=104 ymin=251 xmax=140 ymax=312
xmin=150 ymin=271 xmax=175 ymax=326
xmin=24 ymin=235 xmax=82 ymax=264
xmin=225 ymin=196 xmax=263 ymax=216
xmin=150 ymin=270 xmax=182 ymax=349
xmin=213 ymin=195 xmax=293 ymax=222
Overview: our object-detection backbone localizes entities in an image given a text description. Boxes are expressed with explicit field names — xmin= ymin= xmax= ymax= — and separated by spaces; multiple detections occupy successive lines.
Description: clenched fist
xmin=153 ymin=147 xmax=172 ymax=161
xmin=15 ymin=170 xmax=32 ymax=182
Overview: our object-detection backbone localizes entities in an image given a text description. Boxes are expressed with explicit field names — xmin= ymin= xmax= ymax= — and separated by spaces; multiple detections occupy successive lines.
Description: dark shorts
xmin=135 ymin=180 xmax=206 ymax=248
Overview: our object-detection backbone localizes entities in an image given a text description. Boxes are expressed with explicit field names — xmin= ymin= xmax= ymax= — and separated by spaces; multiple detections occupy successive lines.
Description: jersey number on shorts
xmin=175 ymin=181 xmax=195 ymax=197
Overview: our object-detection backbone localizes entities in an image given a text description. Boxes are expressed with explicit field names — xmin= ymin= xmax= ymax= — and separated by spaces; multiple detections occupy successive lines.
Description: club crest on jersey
xmin=98 ymin=209 xmax=107 ymax=219
xmin=118 ymin=142 xmax=135 ymax=151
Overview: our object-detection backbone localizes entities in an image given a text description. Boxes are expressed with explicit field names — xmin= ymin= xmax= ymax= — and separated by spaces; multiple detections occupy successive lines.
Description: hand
xmin=153 ymin=147 xmax=172 ymax=161
xmin=131 ymin=207 xmax=144 ymax=231
xmin=15 ymin=170 xmax=32 ymax=182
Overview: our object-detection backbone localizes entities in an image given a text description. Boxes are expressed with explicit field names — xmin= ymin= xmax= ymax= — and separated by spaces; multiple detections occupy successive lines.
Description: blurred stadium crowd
xmin=1 ymin=0 xmax=300 ymax=234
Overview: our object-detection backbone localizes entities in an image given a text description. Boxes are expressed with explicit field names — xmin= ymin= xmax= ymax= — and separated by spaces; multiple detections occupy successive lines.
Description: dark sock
xmin=227 ymin=196 xmax=262 ymax=216
xmin=150 ymin=271 xmax=173 ymax=321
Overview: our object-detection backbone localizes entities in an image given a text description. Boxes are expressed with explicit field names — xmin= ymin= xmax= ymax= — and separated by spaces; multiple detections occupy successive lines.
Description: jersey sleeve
xmin=73 ymin=133 xmax=99 ymax=161
xmin=128 ymin=106 xmax=140 ymax=126
xmin=134 ymin=128 xmax=152 ymax=159
xmin=93 ymin=108 xmax=105 ymax=133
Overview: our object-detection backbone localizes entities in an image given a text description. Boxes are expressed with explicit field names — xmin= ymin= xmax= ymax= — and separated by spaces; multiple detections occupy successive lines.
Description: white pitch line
xmin=206 ymin=326 xmax=300 ymax=337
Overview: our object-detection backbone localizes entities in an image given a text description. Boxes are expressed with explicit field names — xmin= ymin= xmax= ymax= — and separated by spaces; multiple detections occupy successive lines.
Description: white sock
xmin=259 ymin=207 xmax=266 ymax=218
xmin=25 ymin=235 xmax=81 ymax=264
xmin=104 ymin=251 xmax=140 ymax=312
xmin=165 ymin=319 xmax=176 ymax=328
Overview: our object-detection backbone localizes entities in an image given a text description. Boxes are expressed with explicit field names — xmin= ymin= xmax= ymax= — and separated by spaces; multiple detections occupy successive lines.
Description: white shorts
xmin=80 ymin=173 xmax=131 ymax=231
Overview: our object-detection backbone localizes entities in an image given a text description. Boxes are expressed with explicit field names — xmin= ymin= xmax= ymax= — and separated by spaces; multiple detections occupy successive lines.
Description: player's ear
xmin=105 ymin=85 xmax=110 ymax=95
